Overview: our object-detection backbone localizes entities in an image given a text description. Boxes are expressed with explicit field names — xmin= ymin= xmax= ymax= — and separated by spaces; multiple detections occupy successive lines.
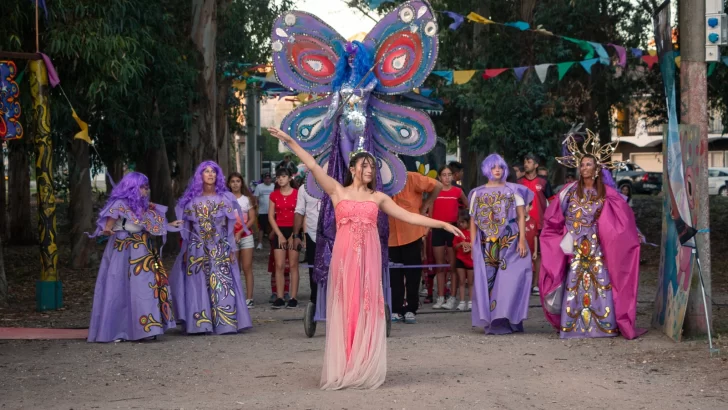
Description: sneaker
xmin=256 ymin=243 xmax=263 ymax=250
xmin=456 ymin=301 xmax=467 ymax=311
xmin=284 ymin=293 xmax=291 ymax=302
xmin=246 ymin=299 xmax=254 ymax=309
xmin=467 ymin=301 xmax=472 ymax=311
xmin=391 ymin=313 xmax=404 ymax=323
xmin=419 ymin=287 xmax=428 ymax=297
xmin=269 ymin=293 xmax=277 ymax=303
xmin=404 ymin=312 xmax=416 ymax=324
xmin=286 ymin=298 xmax=298 ymax=308
xmin=272 ymin=298 xmax=285 ymax=309
xmin=532 ymin=286 xmax=540 ymax=296
xmin=432 ymin=296 xmax=445 ymax=309
xmin=423 ymin=295 xmax=433 ymax=304
xmin=443 ymin=296 xmax=457 ymax=310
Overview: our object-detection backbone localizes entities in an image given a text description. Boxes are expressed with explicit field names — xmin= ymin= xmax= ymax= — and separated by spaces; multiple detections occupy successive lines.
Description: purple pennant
xmin=28 ymin=0 xmax=48 ymax=19
xmin=513 ymin=66 xmax=528 ymax=81
xmin=631 ymin=48 xmax=643 ymax=58
xmin=609 ymin=44 xmax=628 ymax=67
xmin=443 ymin=11 xmax=465 ymax=31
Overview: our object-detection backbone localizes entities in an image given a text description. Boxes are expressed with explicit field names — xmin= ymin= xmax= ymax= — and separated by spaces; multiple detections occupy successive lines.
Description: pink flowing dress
xmin=320 ymin=200 xmax=386 ymax=390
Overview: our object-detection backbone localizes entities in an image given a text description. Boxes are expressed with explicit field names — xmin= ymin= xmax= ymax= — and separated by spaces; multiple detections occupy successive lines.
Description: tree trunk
xmin=0 ymin=235 xmax=7 ymax=307
xmin=0 ymin=145 xmax=6 ymax=240
xmin=216 ymin=78 xmax=231 ymax=175
xmin=68 ymin=139 xmax=94 ymax=268
xmin=7 ymin=139 xmax=34 ymax=245
xmin=189 ymin=0 xmax=219 ymax=168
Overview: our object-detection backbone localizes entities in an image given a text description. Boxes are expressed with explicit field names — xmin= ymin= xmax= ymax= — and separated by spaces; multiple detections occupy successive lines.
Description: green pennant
xmin=708 ymin=62 xmax=717 ymax=77
xmin=562 ymin=36 xmax=595 ymax=60
xmin=557 ymin=61 xmax=575 ymax=80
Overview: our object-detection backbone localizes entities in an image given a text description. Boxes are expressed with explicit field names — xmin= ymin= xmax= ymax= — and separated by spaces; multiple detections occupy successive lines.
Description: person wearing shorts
xmin=253 ymin=173 xmax=275 ymax=250
xmin=431 ymin=166 xmax=468 ymax=310
xmin=269 ymin=168 xmax=300 ymax=309
xmin=228 ymin=172 xmax=257 ymax=308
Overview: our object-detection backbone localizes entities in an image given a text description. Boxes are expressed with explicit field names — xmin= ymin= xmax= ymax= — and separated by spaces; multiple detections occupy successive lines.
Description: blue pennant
xmin=580 ymin=58 xmax=599 ymax=74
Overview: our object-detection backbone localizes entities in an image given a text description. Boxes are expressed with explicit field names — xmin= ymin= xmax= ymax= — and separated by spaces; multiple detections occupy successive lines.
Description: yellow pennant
xmin=453 ymin=70 xmax=477 ymax=84
xmin=297 ymin=93 xmax=310 ymax=102
xmin=232 ymin=79 xmax=247 ymax=91
xmin=674 ymin=56 xmax=681 ymax=68
xmin=72 ymin=109 xmax=92 ymax=145
xmin=648 ymin=49 xmax=657 ymax=56
xmin=466 ymin=12 xmax=494 ymax=25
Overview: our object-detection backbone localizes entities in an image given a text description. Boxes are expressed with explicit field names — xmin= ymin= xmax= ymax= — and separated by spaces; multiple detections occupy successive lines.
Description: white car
xmin=708 ymin=167 xmax=728 ymax=196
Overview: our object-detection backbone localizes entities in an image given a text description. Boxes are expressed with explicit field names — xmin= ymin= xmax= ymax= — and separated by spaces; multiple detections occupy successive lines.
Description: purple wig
xmin=481 ymin=153 xmax=509 ymax=182
xmin=178 ymin=161 xmax=228 ymax=210
xmin=332 ymin=40 xmax=375 ymax=90
xmin=103 ymin=172 xmax=150 ymax=219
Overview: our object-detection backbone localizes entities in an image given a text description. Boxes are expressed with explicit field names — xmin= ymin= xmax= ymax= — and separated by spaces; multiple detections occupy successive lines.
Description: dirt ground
xmin=1 ymin=196 xmax=728 ymax=409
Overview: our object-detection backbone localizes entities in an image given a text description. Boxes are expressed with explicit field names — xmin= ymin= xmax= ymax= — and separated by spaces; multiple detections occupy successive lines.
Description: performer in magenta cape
xmin=268 ymin=126 xmax=463 ymax=390
xmin=87 ymin=172 xmax=180 ymax=342
xmin=469 ymin=154 xmax=534 ymax=334
xmin=539 ymin=129 xmax=645 ymax=339
xmin=269 ymin=1 xmax=439 ymax=319
xmin=169 ymin=161 xmax=252 ymax=335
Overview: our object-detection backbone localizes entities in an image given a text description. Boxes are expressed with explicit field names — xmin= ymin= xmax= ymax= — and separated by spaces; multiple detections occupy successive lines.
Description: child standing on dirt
xmin=452 ymin=209 xmax=474 ymax=311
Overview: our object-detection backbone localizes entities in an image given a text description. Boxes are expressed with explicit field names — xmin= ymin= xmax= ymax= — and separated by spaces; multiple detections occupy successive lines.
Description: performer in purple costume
xmin=540 ymin=129 xmax=645 ymax=339
xmin=169 ymin=161 xmax=252 ymax=335
xmin=270 ymin=1 xmax=440 ymax=315
xmin=87 ymin=172 xmax=179 ymax=342
xmin=469 ymin=154 xmax=534 ymax=334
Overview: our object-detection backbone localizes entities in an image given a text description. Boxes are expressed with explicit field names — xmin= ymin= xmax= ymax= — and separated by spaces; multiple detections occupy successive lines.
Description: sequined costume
xmin=539 ymin=182 xmax=643 ymax=339
xmin=87 ymin=200 xmax=175 ymax=342
xmin=270 ymin=2 xmax=440 ymax=305
xmin=169 ymin=193 xmax=252 ymax=335
xmin=469 ymin=183 xmax=534 ymax=334
xmin=320 ymin=200 xmax=386 ymax=390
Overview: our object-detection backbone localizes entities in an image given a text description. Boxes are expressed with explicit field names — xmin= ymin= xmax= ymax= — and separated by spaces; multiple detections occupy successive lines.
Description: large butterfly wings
xmin=364 ymin=1 xmax=439 ymax=95
xmin=369 ymin=96 xmax=436 ymax=157
xmin=271 ymin=11 xmax=345 ymax=93
xmin=280 ymin=95 xmax=334 ymax=156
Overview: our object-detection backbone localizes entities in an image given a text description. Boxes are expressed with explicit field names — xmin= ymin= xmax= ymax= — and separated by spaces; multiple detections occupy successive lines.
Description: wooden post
xmin=29 ymin=59 xmax=61 ymax=311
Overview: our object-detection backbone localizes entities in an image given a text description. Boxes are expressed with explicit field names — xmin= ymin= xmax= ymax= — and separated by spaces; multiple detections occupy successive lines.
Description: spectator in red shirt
xmin=452 ymin=209 xmax=474 ymax=311
xmin=269 ymin=168 xmax=300 ymax=309
xmin=517 ymin=154 xmax=553 ymax=296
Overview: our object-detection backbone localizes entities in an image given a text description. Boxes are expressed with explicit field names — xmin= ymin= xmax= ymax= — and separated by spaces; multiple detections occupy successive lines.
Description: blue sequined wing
xmin=271 ymin=11 xmax=346 ymax=93
xmin=280 ymin=95 xmax=334 ymax=156
xmin=372 ymin=142 xmax=408 ymax=196
xmin=369 ymin=95 xmax=437 ymax=157
xmin=304 ymin=146 xmax=332 ymax=199
xmin=362 ymin=0 xmax=439 ymax=95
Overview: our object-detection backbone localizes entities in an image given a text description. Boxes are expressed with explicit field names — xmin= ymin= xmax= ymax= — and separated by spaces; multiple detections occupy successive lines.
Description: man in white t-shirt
xmin=253 ymin=173 xmax=275 ymax=249
xmin=292 ymin=185 xmax=321 ymax=304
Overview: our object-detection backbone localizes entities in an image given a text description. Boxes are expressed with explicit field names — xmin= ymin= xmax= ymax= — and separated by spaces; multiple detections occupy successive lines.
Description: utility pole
xmin=680 ymin=0 xmax=712 ymax=336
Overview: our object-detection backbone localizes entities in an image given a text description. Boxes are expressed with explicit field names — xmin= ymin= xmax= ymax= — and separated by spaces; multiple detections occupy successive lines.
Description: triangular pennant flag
xmin=648 ymin=49 xmax=657 ymax=56
xmin=504 ymin=21 xmax=530 ymax=31
xmin=557 ymin=62 xmax=575 ymax=80
xmin=708 ymin=62 xmax=717 ymax=77
xmin=563 ymin=37 xmax=595 ymax=59
xmin=232 ymin=79 xmax=247 ymax=91
xmin=420 ymin=88 xmax=433 ymax=97
xmin=482 ymin=68 xmax=508 ymax=80
xmin=631 ymin=48 xmax=643 ymax=58
xmin=722 ymin=56 xmax=728 ymax=66
xmin=453 ymin=70 xmax=477 ymax=84
xmin=296 ymin=93 xmax=310 ymax=102
xmin=674 ymin=56 xmax=681 ymax=68
xmin=535 ymin=25 xmax=554 ymax=35
xmin=466 ymin=12 xmax=494 ymax=25
xmin=72 ymin=109 xmax=92 ymax=145
xmin=443 ymin=11 xmax=465 ymax=30
xmin=432 ymin=70 xmax=454 ymax=84
xmin=580 ymin=58 xmax=599 ymax=74
xmin=588 ymin=42 xmax=611 ymax=65
xmin=513 ymin=66 xmax=528 ymax=81
xmin=641 ymin=55 xmax=658 ymax=69
xmin=609 ymin=44 xmax=628 ymax=67
xmin=534 ymin=64 xmax=551 ymax=83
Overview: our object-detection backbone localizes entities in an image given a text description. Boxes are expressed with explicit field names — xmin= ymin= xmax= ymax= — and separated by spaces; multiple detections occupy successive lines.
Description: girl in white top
xmin=228 ymin=172 xmax=257 ymax=308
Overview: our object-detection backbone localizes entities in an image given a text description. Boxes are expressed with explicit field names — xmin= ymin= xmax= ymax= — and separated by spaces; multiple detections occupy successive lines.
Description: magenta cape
xmin=538 ymin=183 xmax=645 ymax=340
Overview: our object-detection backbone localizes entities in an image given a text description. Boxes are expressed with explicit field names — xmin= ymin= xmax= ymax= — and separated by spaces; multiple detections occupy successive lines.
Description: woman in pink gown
xmin=268 ymin=128 xmax=464 ymax=390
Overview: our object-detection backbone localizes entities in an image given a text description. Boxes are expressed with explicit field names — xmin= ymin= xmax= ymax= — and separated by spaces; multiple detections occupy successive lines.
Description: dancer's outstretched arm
xmin=375 ymin=192 xmax=465 ymax=238
xmin=268 ymin=127 xmax=341 ymax=197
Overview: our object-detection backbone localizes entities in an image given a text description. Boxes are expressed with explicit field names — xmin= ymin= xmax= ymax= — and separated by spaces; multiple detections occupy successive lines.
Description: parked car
xmin=708 ymin=167 xmax=728 ymax=196
xmin=612 ymin=162 xmax=663 ymax=195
